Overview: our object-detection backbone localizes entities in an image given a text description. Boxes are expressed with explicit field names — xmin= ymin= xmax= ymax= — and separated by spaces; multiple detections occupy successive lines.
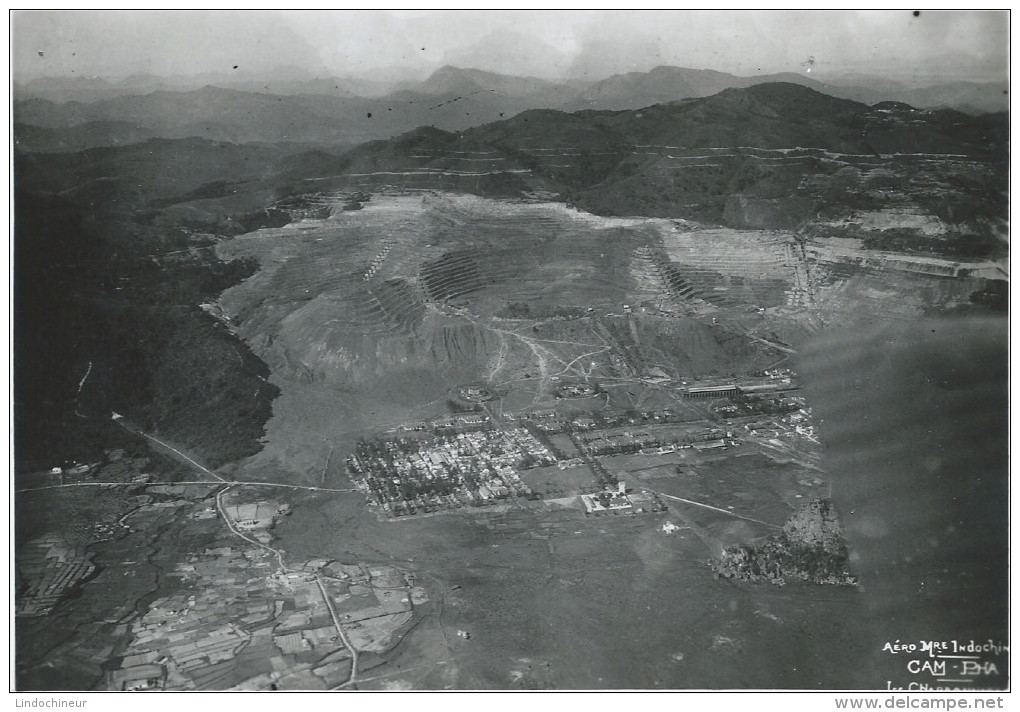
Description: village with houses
xmin=348 ymin=367 xmax=820 ymax=521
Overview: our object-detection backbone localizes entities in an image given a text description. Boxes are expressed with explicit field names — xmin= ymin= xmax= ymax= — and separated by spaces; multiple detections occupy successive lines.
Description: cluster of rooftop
xmin=223 ymin=500 xmax=291 ymax=544
xmin=349 ymin=427 xmax=555 ymax=517
xmin=516 ymin=407 xmax=686 ymax=434
xmin=578 ymin=484 xmax=665 ymax=516
xmin=457 ymin=384 xmax=495 ymax=402
xmin=18 ymin=451 xmax=156 ymax=494
xmin=581 ymin=488 xmax=633 ymax=515
xmin=713 ymin=391 xmax=803 ymax=419
xmin=732 ymin=399 xmax=816 ymax=443
xmin=576 ymin=424 xmax=729 ymax=457
xmin=555 ymin=382 xmax=600 ymax=398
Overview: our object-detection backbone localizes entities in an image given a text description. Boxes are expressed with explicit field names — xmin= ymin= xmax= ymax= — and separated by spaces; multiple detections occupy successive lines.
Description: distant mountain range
xmin=13 ymin=65 xmax=1008 ymax=152
xmin=280 ymin=82 xmax=1007 ymax=233
xmin=566 ymin=66 xmax=826 ymax=111
xmin=19 ymin=83 xmax=1006 ymax=221
xmin=566 ymin=65 xmax=1008 ymax=116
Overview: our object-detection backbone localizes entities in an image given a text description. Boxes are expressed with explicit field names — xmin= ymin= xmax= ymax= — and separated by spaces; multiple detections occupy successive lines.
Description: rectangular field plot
xmin=520 ymin=463 xmax=598 ymax=497
xmin=642 ymin=451 xmax=821 ymax=530
xmin=547 ymin=433 xmax=581 ymax=458
xmin=598 ymin=451 xmax=689 ymax=482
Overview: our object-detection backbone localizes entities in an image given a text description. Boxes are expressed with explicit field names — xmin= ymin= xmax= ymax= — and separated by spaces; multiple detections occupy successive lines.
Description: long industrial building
xmin=682 ymin=384 xmax=739 ymax=399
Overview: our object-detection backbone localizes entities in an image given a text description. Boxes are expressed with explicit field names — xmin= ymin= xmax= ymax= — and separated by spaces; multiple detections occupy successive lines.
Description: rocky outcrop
xmin=713 ymin=499 xmax=858 ymax=586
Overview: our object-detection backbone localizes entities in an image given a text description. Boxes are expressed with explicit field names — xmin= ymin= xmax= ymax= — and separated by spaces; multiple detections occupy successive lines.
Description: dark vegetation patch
xmin=497 ymin=301 xmax=586 ymax=320
xmin=14 ymin=187 xmax=279 ymax=470
xmin=859 ymin=229 xmax=1006 ymax=259
xmin=969 ymin=280 xmax=1008 ymax=311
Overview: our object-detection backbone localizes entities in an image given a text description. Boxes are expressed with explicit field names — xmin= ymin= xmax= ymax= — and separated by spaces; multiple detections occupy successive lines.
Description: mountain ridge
xmin=275 ymin=82 xmax=1006 ymax=236
xmin=13 ymin=65 xmax=1008 ymax=152
xmin=15 ymin=82 xmax=1007 ymax=246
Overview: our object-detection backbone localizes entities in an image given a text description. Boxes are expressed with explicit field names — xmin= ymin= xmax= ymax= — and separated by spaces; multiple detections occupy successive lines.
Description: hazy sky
xmin=11 ymin=10 xmax=1009 ymax=85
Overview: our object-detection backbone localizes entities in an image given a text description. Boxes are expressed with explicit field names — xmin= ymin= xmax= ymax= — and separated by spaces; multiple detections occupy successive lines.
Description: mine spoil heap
xmin=713 ymin=498 xmax=857 ymax=586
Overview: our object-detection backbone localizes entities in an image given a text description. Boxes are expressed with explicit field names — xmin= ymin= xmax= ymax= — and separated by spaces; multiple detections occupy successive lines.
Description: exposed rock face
xmin=713 ymin=499 xmax=858 ymax=586
xmin=782 ymin=498 xmax=848 ymax=552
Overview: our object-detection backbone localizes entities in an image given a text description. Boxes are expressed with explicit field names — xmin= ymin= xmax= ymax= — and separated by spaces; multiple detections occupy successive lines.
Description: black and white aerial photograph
xmin=10 ymin=10 xmax=1010 ymax=698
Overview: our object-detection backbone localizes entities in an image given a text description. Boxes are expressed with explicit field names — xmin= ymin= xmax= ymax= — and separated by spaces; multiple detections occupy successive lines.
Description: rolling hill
xmin=566 ymin=65 xmax=828 ymax=111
